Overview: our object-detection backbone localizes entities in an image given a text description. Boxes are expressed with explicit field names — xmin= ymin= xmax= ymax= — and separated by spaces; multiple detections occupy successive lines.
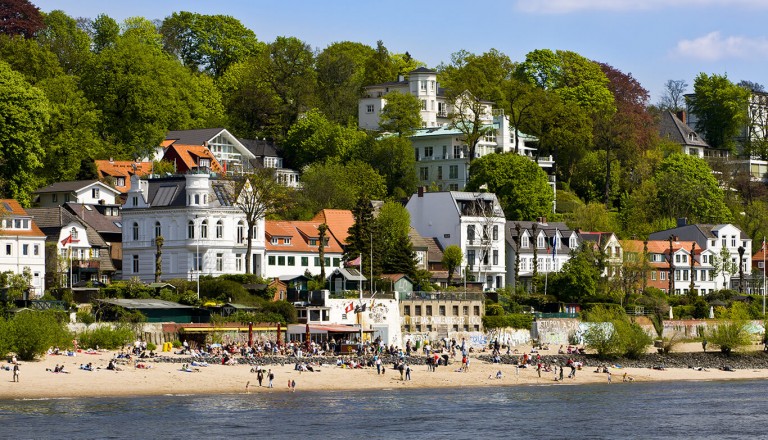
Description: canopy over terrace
xmin=286 ymin=323 xmax=366 ymax=345
xmin=166 ymin=322 xmax=284 ymax=347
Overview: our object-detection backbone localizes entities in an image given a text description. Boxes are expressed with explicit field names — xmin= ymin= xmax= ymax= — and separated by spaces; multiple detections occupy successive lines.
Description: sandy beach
xmin=1 ymin=342 xmax=767 ymax=399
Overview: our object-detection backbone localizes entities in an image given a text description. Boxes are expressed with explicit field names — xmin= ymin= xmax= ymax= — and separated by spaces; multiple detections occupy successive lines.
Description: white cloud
xmin=672 ymin=32 xmax=768 ymax=61
xmin=517 ymin=0 xmax=768 ymax=14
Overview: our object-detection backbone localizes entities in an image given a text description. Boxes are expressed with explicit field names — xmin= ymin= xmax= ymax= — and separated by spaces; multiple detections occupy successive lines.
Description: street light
xmin=195 ymin=215 xmax=200 ymax=300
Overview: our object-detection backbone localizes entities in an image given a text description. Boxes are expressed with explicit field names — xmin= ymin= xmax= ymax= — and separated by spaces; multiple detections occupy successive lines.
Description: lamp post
xmin=195 ymin=215 xmax=200 ymax=301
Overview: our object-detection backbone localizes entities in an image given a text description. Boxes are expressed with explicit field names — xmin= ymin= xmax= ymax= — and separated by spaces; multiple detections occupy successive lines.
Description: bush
xmin=10 ymin=310 xmax=72 ymax=361
xmin=172 ymin=339 xmax=182 ymax=348
xmin=707 ymin=303 xmax=752 ymax=355
xmin=482 ymin=313 xmax=533 ymax=329
xmin=582 ymin=305 xmax=651 ymax=358
xmin=146 ymin=342 xmax=157 ymax=351
xmin=77 ymin=324 xmax=135 ymax=350
xmin=76 ymin=311 xmax=95 ymax=325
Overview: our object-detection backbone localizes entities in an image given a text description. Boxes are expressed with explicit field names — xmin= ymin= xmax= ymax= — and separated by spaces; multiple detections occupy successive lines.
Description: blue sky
xmin=32 ymin=0 xmax=768 ymax=103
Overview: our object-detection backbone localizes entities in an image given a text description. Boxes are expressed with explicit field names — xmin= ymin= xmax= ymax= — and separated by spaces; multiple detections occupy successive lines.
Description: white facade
xmin=406 ymin=191 xmax=506 ymax=290
xmin=35 ymin=181 xmax=121 ymax=208
xmin=121 ymin=174 xmax=266 ymax=282
xmin=0 ymin=201 xmax=46 ymax=296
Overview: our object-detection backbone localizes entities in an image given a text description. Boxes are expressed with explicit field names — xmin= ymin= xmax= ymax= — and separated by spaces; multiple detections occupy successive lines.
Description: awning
xmin=180 ymin=326 xmax=276 ymax=333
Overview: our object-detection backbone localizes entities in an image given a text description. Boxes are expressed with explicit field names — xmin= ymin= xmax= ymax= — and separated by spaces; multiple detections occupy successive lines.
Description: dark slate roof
xmin=140 ymin=176 xmax=234 ymax=209
xmin=410 ymin=66 xmax=436 ymax=74
xmin=424 ymin=237 xmax=444 ymax=263
xmin=25 ymin=206 xmax=108 ymax=247
xmin=63 ymin=202 xmax=121 ymax=234
xmin=505 ymin=221 xmax=577 ymax=251
xmin=239 ymin=138 xmax=280 ymax=157
xmin=97 ymin=298 xmax=194 ymax=309
xmin=165 ymin=128 xmax=225 ymax=146
xmin=408 ymin=227 xmax=430 ymax=251
xmin=658 ymin=111 xmax=711 ymax=148
xmin=34 ymin=180 xmax=101 ymax=194
xmin=648 ymin=223 xmax=740 ymax=248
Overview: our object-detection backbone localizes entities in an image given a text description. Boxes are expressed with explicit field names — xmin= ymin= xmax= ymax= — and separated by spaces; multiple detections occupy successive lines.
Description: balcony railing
xmin=72 ymin=260 xmax=100 ymax=269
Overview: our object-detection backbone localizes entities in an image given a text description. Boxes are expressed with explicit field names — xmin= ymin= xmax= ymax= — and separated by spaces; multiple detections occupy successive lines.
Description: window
xmin=438 ymin=102 xmax=447 ymax=116
xmin=731 ymin=236 xmax=736 ymax=247
xmin=188 ymin=221 xmax=195 ymax=239
xmin=651 ymin=271 xmax=656 ymax=280
xmin=333 ymin=258 xmax=340 ymax=267
xmin=132 ymin=255 xmax=139 ymax=273
xmin=424 ymin=146 xmax=433 ymax=157
xmin=92 ymin=188 xmax=100 ymax=199
xmin=132 ymin=222 xmax=139 ymax=241
xmin=301 ymin=257 xmax=309 ymax=266
xmin=115 ymin=177 xmax=125 ymax=187
xmin=537 ymin=235 xmax=545 ymax=249
xmin=492 ymin=225 xmax=498 ymax=241
xmin=419 ymin=167 xmax=428 ymax=180
xmin=236 ymin=255 xmax=243 ymax=272
xmin=467 ymin=225 xmax=475 ymax=242
xmin=154 ymin=221 xmax=161 ymax=238
xmin=33 ymin=244 xmax=39 ymax=256
xmin=453 ymin=145 xmax=462 ymax=159
xmin=683 ymin=270 xmax=689 ymax=281
xmin=421 ymin=100 xmax=426 ymax=110
xmin=463 ymin=306 xmax=469 ymax=315
xmin=473 ymin=306 xmax=480 ymax=315
xmin=420 ymin=80 xmax=427 ymax=91
xmin=404 ymin=306 xmax=411 ymax=316
xmin=521 ymin=236 xmax=530 ymax=248
xmin=52 ymin=194 xmax=57 ymax=203
xmin=467 ymin=250 xmax=475 ymax=267
xmin=278 ymin=256 xmax=285 ymax=266
xmin=660 ymin=271 xmax=666 ymax=280
xmin=194 ymin=254 xmax=202 ymax=271
xmin=702 ymin=255 xmax=708 ymax=264
xmin=22 ymin=244 xmax=28 ymax=256
xmin=449 ymin=165 xmax=458 ymax=179
xmin=216 ymin=253 xmax=223 ymax=271
xmin=237 ymin=221 xmax=245 ymax=244
xmin=198 ymin=158 xmax=210 ymax=168
xmin=366 ymin=104 xmax=374 ymax=113
xmin=426 ymin=305 xmax=433 ymax=315
xmin=287 ymin=256 xmax=295 ymax=266
xmin=314 ymin=257 xmax=321 ymax=266
xmin=414 ymin=148 xmax=419 ymax=161
xmin=437 ymin=166 xmax=443 ymax=180
xmin=493 ymin=249 xmax=499 ymax=265
xmin=309 ymin=238 xmax=318 ymax=246
xmin=268 ymin=256 xmax=276 ymax=265
xmin=271 ymin=237 xmax=278 ymax=245
xmin=216 ymin=220 xmax=223 ymax=239
xmin=682 ymin=255 xmax=687 ymax=263
xmin=415 ymin=305 xmax=422 ymax=315
xmin=452 ymin=305 xmax=459 ymax=315
xmin=439 ymin=306 xmax=446 ymax=316
xmin=195 ymin=194 xmax=200 ymax=205
xmin=675 ymin=270 xmax=680 ymax=281
xmin=722 ymin=238 xmax=727 ymax=248
xmin=448 ymin=184 xmax=459 ymax=191
xmin=201 ymin=220 xmax=208 ymax=239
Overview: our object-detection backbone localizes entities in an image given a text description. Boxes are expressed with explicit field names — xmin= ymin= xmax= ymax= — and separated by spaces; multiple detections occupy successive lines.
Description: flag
xmin=60 ymin=234 xmax=79 ymax=246
xmin=345 ymin=255 xmax=361 ymax=267
xmin=552 ymin=231 xmax=558 ymax=261
xmin=345 ymin=302 xmax=354 ymax=313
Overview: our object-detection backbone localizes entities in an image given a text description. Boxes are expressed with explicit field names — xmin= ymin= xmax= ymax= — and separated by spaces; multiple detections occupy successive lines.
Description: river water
xmin=1 ymin=379 xmax=765 ymax=439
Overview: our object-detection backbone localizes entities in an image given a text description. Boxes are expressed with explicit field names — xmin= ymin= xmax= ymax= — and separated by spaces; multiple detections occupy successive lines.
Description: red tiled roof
xmin=95 ymin=160 xmax=153 ymax=193
xmin=265 ymin=220 xmax=343 ymax=253
xmin=164 ymin=144 xmax=223 ymax=173
xmin=311 ymin=209 xmax=354 ymax=245
xmin=0 ymin=199 xmax=46 ymax=237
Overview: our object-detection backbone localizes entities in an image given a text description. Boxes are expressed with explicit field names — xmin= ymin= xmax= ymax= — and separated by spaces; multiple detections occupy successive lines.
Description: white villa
xmin=0 ymin=200 xmax=46 ymax=296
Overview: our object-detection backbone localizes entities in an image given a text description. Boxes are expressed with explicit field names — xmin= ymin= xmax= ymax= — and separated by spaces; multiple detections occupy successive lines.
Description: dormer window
xmin=521 ymin=236 xmax=529 ymax=248
xmin=70 ymin=227 xmax=78 ymax=240
xmin=284 ymin=238 xmax=291 ymax=245
xmin=309 ymin=238 xmax=318 ymax=246
xmin=199 ymin=158 xmax=210 ymax=168
xmin=271 ymin=237 xmax=278 ymax=245
xmin=92 ymin=188 xmax=100 ymax=199
xmin=537 ymin=235 xmax=545 ymax=249
xmin=116 ymin=177 xmax=125 ymax=187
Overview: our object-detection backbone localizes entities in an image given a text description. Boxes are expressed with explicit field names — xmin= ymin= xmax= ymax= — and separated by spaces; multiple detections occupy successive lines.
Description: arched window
xmin=216 ymin=220 xmax=223 ymax=239
xmin=194 ymin=194 xmax=200 ymax=205
xmin=155 ymin=221 xmax=161 ymax=238
xmin=132 ymin=222 xmax=139 ymax=241
xmin=201 ymin=220 xmax=208 ymax=239
xmin=237 ymin=221 xmax=245 ymax=244
xmin=188 ymin=221 xmax=195 ymax=239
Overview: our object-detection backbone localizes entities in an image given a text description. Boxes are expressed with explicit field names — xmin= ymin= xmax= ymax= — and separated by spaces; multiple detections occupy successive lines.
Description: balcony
xmin=72 ymin=260 xmax=100 ymax=269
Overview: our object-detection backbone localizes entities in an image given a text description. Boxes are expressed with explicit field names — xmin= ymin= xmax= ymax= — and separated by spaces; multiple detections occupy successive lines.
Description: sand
xmin=1 ymin=343 xmax=767 ymax=399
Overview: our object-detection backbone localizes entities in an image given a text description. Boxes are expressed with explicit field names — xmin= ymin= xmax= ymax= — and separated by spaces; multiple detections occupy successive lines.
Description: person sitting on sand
xmin=496 ymin=370 xmax=503 ymax=379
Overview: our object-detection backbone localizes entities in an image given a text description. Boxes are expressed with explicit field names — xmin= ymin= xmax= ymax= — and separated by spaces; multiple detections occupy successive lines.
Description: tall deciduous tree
xmin=0 ymin=61 xmax=49 ymax=205
xmin=282 ymin=109 xmax=367 ymax=170
xmin=316 ymin=41 xmax=374 ymax=125
xmin=657 ymin=79 xmax=688 ymax=112
xmin=687 ymin=73 xmax=749 ymax=152
xmin=654 ymin=153 xmax=731 ymax=224
xmin=295 ymin=160 xmax=386 ymax=216
xmin=344 ymin=194 xmax=378 ymax=278
xmin=159 ymin=12 xmax=261 ymax=77
xmin=37 ymin=10 xmax=92 ymax=75
xmin=362 ymin=40 xmax=397 ymax=86
xmin=375 ymin=201 xmax=416 ymax=277
xmin=0 ymin=0 xmax=43 ymax=38
xmin=466 ymin=153 xmax=552 ymax=220
xmin=358 ymin=136 xmax=417 ymax=199
xmin=440 ymin=49 xmax=514 ymax=164
xmin=442 ymin=244 xmax=463 ymax=285
xmin=378 ymin=91 xmax=422 ymax=137
xmin=229 ymin=168 xmax=294 ymax=274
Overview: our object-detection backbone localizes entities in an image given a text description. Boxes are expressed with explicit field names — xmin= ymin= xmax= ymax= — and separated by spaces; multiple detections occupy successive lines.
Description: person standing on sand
xmin=268 ymin=369 xmax=274 ymax=388
xmin=257 ymin=369 xmax=264 ymax=387
xmin=12 ymin=364 xmax=19 ymax=382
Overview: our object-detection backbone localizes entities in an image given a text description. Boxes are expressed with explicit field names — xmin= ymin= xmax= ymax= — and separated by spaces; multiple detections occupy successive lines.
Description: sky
xmin=31 ymin=0 xmax=768 ymax=103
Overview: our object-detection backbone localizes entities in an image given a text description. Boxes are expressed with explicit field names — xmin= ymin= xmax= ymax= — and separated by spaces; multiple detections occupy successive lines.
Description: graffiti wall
xmin=532 ymin=319 xmax=581 ymax=345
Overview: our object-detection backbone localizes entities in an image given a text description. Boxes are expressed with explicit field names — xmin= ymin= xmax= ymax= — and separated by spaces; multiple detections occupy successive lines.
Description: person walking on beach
xmin=257 ymin=369 xmax=264 ymax=387
xmin=268 ymin=369 xmax=274 ymax=388
xmin=12 ymin=364 xmax=19 ymax=382
xmin=290 ymin=379 xmax=296 ymax=392
xmin=375 ymin=355 xmax=381 ymax=375
xmin=405 ymin=364 xmax=411 ymax=381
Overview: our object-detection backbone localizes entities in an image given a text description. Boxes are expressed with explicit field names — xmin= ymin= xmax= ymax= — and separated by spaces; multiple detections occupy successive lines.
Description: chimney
xmin=109 ymin=157 xmax=114 ymax=163
xmin=676 ymin=110 xmax=686 ymax=124
xmin=676 ymin=217 xmax=687 ymax=227
xmin=398 ymin=74 xmax=405 ymax=82
xmin=417 ymin=186 xmax=424 ymax=197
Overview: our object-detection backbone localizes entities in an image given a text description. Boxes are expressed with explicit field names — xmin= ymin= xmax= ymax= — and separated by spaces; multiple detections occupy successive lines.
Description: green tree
xmin=378 ymin=91 xmax=422 ymax=137
xmin=10 ymin=310 xmax=72 ymax=360
xmin=707 ymin=302 xmax=752 ymax=354
xmin=159 ymin=12 xmax=261 ymax=77
xmin=88 ymin=14 xmax=119 ymax=53
xmin=267 ymin=36 xmax=317 ymax=138
xmin=282 ymin=109 xmax=367 ymax=170
xmin=37 ymin=10 xmax=92 ymax=74
xmin=295 ymin=160 xmax=386 ymax=216
xmin=549 ymin=244 xmax=602 ymax=303
xmin=316 ymin=41 xmax=374 ymax=124
xmin=359 ymin=136 xmax=417 ymax=199
xmin=440 ymin=49 xmax=514 ymax=164
xmin=344 ymin=194 xmax=378 ymax=279
xmin=568 ymin=202 xmax=620 ymax=233
xmin=442 ymin=245 xmax=463 ymax=285
xmin=362 ymin=40 xmax=397 ymax=86
xmin=375 ymin=201 xmax=416 ymax=277
xmin=654 ymin=153 xmax=731 ymax=223
xmin=466 ymin=153 xmax=552 ymax=220
xmin=687 ymin=73 xmax=749 ymax=151
xmin=0 ymin=61 xmax=49 ymax=205
xmin=570 ymin=150 xmax=621 ymax=204
xmin=712 ymin=246 xmax=738 ymax=290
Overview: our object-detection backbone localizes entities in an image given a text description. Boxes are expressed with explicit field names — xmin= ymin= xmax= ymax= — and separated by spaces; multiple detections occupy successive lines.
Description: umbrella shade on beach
xmin=305 ymin=324 xmax=311 ymax=351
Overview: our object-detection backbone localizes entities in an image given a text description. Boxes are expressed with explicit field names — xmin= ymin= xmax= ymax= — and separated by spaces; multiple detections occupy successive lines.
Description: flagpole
xmin=763 ymin=237 xmax=765 ymax=316
xmin=359 ymin=253 xmax=363 ymax=348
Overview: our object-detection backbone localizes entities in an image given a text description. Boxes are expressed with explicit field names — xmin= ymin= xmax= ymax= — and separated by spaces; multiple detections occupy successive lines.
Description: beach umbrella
xmin=709 ymin=306 xmax=714 ymax=319
xmin=277 ymin=322 xmax=282 ymax=347
xmin=669 ymin=307 xmax=673 ymax=320
xmin=305 ymin=323 xmax=311 ymax=351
